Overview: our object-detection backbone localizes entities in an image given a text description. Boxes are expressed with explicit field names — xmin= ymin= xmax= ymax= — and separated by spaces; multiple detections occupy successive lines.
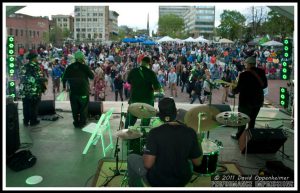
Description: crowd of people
xmin=13 ymin=40 xmax=283 ymax=106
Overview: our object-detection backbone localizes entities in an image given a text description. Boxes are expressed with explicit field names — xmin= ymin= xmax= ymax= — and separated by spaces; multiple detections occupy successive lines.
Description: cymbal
xmin=128 ymin=103 xmax=156 ymax=119
xmin=115 ymin=129 xmax=143 ymax=140
xmin=216 ymin=111 xmax=250 ymax=127
xmin=184 ymin=105 xmax=221 ymax=132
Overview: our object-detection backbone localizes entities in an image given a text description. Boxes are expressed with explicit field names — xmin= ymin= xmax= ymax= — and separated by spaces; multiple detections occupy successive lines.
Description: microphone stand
xmin=103 ymin=103 xmax=126 ymax=186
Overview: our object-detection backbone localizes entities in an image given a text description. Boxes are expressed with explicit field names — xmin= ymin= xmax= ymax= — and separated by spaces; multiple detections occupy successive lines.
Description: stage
xmin=4 ymin=101 xmax=295 ymax=189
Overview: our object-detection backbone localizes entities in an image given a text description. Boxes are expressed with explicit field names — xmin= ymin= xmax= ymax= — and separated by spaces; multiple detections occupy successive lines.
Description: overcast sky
xmin=5 ymin=2 xmax=293 ymax=33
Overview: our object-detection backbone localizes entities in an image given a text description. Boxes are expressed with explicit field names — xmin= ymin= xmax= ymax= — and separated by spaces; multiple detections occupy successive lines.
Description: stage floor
xmin=4 ymin=101 xmax=295 ymax=189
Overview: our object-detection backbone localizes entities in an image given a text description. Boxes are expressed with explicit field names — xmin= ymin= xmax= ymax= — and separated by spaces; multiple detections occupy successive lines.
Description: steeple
xmin=147 ymin=13 xmax=149 ymax=36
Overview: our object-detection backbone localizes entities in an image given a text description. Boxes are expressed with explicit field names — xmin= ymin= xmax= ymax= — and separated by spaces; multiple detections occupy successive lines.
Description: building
xmin=52 ymin=15 xmax=74 ymax=38
xmin=6 ymin=13 xmax=50 ymax=52
xmin=74 ymin=6 xmax=109 ymax=43
xmin=109 ymin=10 xmax=119 ymax=39
xmin=159 ymin=6 xmax=189 ymax=18
xmin=183 ymin=6 xmax=215 ymax=39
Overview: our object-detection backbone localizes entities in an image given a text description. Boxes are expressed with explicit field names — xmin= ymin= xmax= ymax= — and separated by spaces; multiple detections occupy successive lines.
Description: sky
xmin=5 ymin=2 xmax=294 ymax=34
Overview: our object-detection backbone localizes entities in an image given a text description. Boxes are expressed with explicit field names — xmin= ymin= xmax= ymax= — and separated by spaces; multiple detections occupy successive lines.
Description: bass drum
xmin=194 ymin=139 xmax=220 ymax=175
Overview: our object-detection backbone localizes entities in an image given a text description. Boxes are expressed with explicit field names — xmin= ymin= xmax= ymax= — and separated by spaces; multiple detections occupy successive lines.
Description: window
xmin=76 ymin=12 xmax=80 ymax=16
xmin=9 ymin=28 xmax=13 ymax=35
xmin=63 ymin=18 xmax=67 ymax=22
xmin=75 ymin=7 xmax=80 ymax=12
xmin=82 ymin=18 xmax=86 ymax=22
xmin=29 ymin=30 xmax=32 ymax=37
xmin=76 ymin=28 xmax=80 ymax=32
xmin=82 ymin=28 xmax=86 ymax=32
xmin=37 ymin=31 xmax=39 ymax=37
xmin=33 ymin=31 xmax=35 ymax=37
xmin=87 ymin=28 xmax=92 ymax=32
xmin=93 ymin=18 xmax=97 ymax=22
xmin=21 ymin=29 xmax=23 ymax=36
xmin=87 ymin=18 xmax=92 ymax=22
xmin=15 ymin=29 xmax=18 ymax=36
xmin=57 ymin=18 xmax=61 ymax=22
xmin=93 ymin=13 xmax=97 ymax=16
xmin=99 ymin=13 xmax=103 ymax=16
xmin=76 ymin=18 xmax=80 ymax=22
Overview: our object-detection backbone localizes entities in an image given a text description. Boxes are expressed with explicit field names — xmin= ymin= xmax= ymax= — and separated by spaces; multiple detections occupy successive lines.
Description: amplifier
xmin=239 ymin=128 xmax=287 ymax=154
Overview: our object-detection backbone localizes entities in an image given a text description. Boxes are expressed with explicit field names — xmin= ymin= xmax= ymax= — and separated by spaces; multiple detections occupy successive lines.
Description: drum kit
xmin=115 ymin=96 xmax=251 ymax=176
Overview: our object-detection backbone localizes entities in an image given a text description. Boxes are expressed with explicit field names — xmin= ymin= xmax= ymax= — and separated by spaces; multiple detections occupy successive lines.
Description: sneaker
xmin=30 ymin=120 xmax=40 ymax=126
xmin=231 ymin=133 xmax=238 ymax=140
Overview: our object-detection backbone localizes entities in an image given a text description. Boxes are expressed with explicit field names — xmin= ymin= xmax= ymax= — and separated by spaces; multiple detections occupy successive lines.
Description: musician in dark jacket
xmin=62 ymin=51 xmax=94 ymax=128
xmin=19 ymin=51 xmax=47 ymax=126
xmin=231 ymin=56 xmax=268 ymax=139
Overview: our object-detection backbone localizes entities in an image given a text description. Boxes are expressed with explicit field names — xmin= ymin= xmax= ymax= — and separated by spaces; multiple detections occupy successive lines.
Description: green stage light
xmin=279 ymin=87 xmax=288 ymax=108
xmin=8 ymin=80 xmax=16 ymax=98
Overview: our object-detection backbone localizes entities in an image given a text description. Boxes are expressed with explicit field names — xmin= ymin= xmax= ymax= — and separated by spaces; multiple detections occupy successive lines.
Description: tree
xmin=216 ymin=10 xmax=246 ymax=41
xmin=49 ymin=26 xmax=64 ymax=47
xmin=263 ymin=10 xmax=294 ymax=40
xmin=245 ymin=6 xmax=269 ymax=37
xmin=158 ymin=14 xmax=184 ymax=37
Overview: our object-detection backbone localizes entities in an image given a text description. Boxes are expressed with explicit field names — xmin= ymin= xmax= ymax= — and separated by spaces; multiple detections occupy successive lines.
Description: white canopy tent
xmin=195 ymin=36 xmax=209 ymax=43
xmin=183 ymin=37 xmax=197 ymax=42
xmin=174 ymin=38 xmax=184 ymax=43
xmin=261 ymin=40 xmax=283 ymax=46
xmin=218 ymin=38 xmax=234 ymax=44
xmin=157 ymin=36 xmax=175 ymax=43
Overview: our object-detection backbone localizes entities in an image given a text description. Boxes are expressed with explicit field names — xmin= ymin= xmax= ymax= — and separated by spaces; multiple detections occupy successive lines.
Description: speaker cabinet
xmin=6 ymin=102 xmax=20 ymax=156
xmin=38 ymin=100 xmax=55 ymax=115
xmin=88 ymin=101 xmax=103 ymax=118
xmin=239 ymin=128 xmax=287 ymax=154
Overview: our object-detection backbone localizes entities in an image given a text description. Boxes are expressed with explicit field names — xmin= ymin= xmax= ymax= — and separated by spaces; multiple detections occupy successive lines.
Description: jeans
xmin=127 ymin=154 xmax=149 ymax=187
xmin=236 ymin=105 xmax=261 ymax=138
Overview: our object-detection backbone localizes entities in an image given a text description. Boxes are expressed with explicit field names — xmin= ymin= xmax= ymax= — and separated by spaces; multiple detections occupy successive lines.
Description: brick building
xmin=6 ymin=13 xmax=50 ymax=53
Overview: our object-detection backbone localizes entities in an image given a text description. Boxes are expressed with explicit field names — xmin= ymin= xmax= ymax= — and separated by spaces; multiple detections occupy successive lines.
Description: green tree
xmin=62 ymin=28 xmax=71 ymax=39
xmin=158 ymin=14 xmax=184 ymax=38
xmin=217 ymin=10 xmax=246 ymax=41
xmin=49 ymin=26 xmax=63 ymax=47
xmin=263 ymin=10 xmax=294 ymax=40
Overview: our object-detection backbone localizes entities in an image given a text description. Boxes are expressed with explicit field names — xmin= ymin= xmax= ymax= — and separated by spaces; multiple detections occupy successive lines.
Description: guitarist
xmin=230 ymin=56 xmax=268 ymax=140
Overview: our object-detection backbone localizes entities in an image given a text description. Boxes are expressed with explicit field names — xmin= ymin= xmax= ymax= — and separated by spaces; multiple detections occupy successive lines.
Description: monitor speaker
xmin=38 ymin=100 xmax=56 ymax=115
xmin=239 ymin=128 xmax=287 ymax=154
xmin=6 ymin=102 xmax=20 ymax=156
xmin=88 ymin=101 xmax=103 ymax=118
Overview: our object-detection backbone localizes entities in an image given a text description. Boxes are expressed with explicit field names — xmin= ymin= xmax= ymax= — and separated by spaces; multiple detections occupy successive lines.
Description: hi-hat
xmin=115 ymin=129 xmax=143 ymax=140
xmin=216 ymin=111 xmax=250 ymax=127
xmin=184 ymin=105 xmax=221 ymax=132
xmin=128 ymin=103 xmax=156 ymax=119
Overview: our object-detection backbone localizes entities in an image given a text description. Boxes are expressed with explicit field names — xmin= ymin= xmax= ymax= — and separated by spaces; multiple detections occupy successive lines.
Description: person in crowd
xmin=62 ymin=51 xmax=94 ymax=128
xmin=231 ymin=56 xmax=268 ymax=140
xmin=180 ymin=67 xmax=189 ymax=93
xmin=190 ymin=76 xmax=203 ymax=104
xmin=202 ymin=74 xmax=214 ymax=104
xmin=51 ymin=59 xmax=63 ymax=94
xmin=113 ymin=73 xmax=124 ymax=101
xmin=168 ymin=67 xmax=178 ymax=97
xmin=93 ymin=64 xmax=106 ymax=101
xmin=127 ymin=97 xmax=203 ymax=187
xmin=221 ymin=66 xmax=232 ymax=104
xmin=19 ymin=51 xmax=47 ymax=126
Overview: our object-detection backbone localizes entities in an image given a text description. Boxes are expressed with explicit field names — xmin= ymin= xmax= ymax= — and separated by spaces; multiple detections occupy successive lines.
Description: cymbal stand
xmin=103 ymin=103 xmax=126 ymax=187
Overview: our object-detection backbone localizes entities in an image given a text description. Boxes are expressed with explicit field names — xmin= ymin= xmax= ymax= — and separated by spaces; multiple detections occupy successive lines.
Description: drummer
xmin=127 ymin=97 xmax=203 ymax=187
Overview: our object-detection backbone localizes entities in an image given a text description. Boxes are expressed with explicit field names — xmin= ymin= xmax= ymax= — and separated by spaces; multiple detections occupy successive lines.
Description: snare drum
xmin=194 ymin=139 xmax=220 ymax=174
